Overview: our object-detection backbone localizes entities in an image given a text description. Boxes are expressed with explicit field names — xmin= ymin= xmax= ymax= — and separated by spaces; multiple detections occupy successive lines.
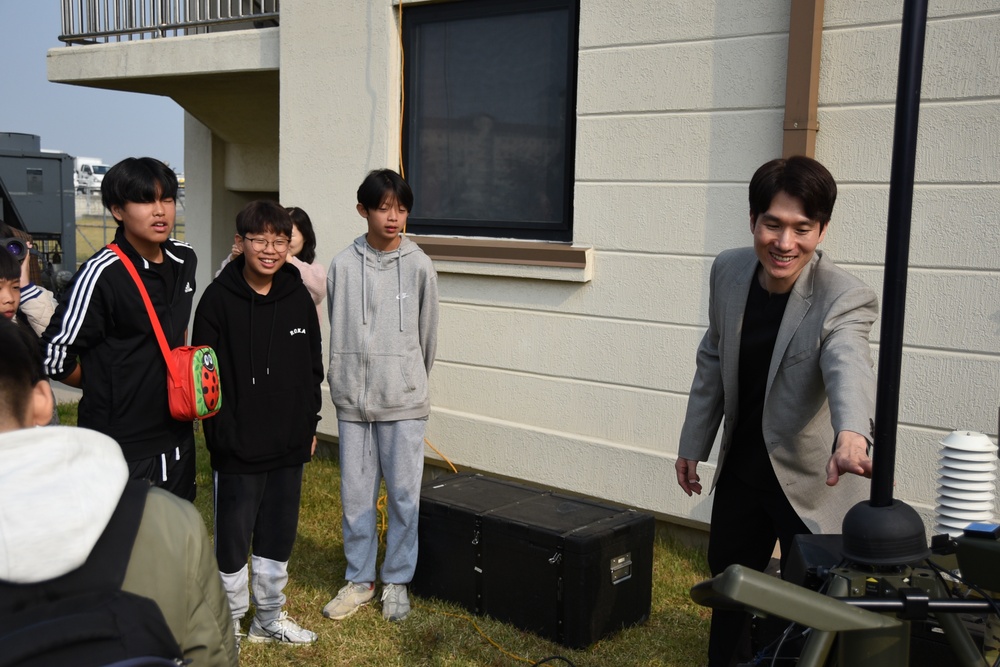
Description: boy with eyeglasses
xmin=193 ymin=200 xmax=323 ymax=647
xmin=41 ymin=157 xmax=198 ymax=499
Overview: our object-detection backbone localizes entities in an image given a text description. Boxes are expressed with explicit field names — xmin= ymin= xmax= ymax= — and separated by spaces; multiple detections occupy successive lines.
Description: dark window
xmin=26 ymin=168 xmax=43 ymax=194
xmin=402 ymin=0 xmax=578 ymax=242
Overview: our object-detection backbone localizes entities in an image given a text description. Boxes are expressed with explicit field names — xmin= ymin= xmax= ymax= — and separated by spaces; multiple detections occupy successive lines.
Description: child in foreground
xmin=0 ymin=318 xmax=237 ymax=666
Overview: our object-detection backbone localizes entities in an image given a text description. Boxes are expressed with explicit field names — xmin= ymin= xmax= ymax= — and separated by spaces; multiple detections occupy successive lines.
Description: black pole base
xmin=841 ymin=500 xmax=931 ymax=566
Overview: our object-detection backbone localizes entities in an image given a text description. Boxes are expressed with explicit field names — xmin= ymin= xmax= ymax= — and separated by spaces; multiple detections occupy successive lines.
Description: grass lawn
xmin=58 ymin=403 xmax=711 ymax=666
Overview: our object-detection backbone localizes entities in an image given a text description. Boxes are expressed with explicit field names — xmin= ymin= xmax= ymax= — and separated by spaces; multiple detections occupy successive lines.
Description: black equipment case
xmin=411 ymin=473 xmax=654 ymax=648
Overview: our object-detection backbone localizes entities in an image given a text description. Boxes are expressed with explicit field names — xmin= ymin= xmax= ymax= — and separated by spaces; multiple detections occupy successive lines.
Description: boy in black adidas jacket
xmin=41 ymin=157 xmax=198 ymax=500
xmin=193 ymin=200 xmax=322 ymax=646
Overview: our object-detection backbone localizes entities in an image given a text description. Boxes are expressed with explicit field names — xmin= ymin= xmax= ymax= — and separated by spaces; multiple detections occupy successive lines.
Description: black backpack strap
xmin=86 ymin=480 xmax=151 ymax=588
xmin=0 ymin=480 xmax=150 ymax=611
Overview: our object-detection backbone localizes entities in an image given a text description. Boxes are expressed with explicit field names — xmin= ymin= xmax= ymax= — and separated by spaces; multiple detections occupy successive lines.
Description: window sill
xmin=408 ymin=236 xmax=594 ymax=283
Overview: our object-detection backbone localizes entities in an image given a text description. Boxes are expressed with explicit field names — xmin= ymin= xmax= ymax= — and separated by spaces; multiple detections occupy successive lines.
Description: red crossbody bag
xmin=108 ymin=244 xmax=222 ymax=421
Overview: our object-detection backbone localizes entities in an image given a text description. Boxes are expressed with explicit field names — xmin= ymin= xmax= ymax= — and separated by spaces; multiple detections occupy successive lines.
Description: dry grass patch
xmin=59 ymin=404 xmax=711 ymax=665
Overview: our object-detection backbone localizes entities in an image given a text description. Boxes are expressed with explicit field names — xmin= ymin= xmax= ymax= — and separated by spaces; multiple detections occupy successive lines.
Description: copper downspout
xmin=783 ymin=0 xmax=825 ymax=158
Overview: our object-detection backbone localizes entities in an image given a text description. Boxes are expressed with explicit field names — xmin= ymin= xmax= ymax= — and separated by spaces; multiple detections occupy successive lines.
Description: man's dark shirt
xmin=725 ymin=271 xmax=790 ymax=490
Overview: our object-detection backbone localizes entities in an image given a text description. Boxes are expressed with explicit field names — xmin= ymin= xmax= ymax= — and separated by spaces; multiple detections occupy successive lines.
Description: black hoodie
xmin=192 ymin=256 xmax=322 ymax=474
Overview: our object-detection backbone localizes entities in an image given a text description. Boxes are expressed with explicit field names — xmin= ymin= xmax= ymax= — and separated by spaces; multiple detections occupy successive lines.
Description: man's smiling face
xmin=750 ymin=190 xmax=828 ymax=293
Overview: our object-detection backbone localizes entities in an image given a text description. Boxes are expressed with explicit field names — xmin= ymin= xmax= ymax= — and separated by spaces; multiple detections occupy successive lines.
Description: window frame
xmin=26 ymin=168 xmax=44 ymax=194
xmin=401 ymin=0 xmax=579 ymax=243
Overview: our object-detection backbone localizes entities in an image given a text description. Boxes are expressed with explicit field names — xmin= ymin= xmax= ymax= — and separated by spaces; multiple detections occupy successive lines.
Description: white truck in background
xmin=73 ymin=156 xmax=110 ymax=193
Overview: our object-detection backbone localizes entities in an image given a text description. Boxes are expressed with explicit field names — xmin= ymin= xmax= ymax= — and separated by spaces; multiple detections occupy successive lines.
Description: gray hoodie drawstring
xmin=361 ymin=240 xmax=404 ymax=331
xmin=397 ymin=247 xmax=403 ymax=332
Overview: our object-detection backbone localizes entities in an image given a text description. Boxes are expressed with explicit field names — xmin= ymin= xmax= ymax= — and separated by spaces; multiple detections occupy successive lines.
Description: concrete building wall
xmin=570 ymin=0 xmax=794 ymax=525
xmin=816 ymin=0 xmax=1000 ymax=527
xmin=276 ymin=0 xmax=1000 ymax=533
xmin=183 ymin=114 xmax=269 ymax=301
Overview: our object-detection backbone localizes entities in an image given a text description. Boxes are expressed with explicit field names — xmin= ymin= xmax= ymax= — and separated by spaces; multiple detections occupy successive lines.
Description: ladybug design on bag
xmin=199 ymin=352 xmax=221 ymax=412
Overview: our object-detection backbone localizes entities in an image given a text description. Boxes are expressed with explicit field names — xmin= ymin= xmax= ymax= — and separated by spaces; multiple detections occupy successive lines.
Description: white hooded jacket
xmin=0 ymin=426 xmax=127 ymax=583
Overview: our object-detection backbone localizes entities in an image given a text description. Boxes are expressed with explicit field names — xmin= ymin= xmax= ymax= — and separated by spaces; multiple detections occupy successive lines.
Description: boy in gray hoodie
xmin=323 ymin=169 xmax=439 ymax=623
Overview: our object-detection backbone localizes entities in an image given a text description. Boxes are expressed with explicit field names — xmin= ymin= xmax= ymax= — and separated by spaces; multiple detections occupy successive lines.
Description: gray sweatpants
xmin=219 ymin=555 xmax=288 ymax=621
xmin=338 ymin=419 xmax=425 ymax=585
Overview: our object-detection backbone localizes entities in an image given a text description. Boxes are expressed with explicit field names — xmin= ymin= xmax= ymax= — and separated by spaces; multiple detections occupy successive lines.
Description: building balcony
xmin=59 ymin=0 xmax=279 ymax=45
xmin=50 ymin=0 xmax=281 ymax=178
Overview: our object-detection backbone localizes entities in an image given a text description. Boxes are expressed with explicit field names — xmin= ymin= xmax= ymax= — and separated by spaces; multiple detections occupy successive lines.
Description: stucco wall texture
xmin=240 ymin=0 xmax=1000 ymax=533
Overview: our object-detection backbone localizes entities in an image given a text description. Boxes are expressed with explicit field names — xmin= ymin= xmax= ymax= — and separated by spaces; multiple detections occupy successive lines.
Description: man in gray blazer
xmin=675 ymin=156 xmax=877 ymax=667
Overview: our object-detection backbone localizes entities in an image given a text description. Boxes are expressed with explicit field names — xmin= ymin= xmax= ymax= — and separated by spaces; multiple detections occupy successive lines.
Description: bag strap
xmin=75 ymin=480 xmax=151 ymax=590
xmin=106 ymin=244 xmax=178 ymax=386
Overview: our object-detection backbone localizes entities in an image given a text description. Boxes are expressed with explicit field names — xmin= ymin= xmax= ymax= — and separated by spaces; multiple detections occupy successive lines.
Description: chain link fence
xmin=74 ymin=191 xmax=186 ymax=266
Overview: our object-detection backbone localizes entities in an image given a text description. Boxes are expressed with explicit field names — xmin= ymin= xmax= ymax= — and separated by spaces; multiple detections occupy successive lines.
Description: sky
xmin=0 ymin=2 xmax=184 ymax=171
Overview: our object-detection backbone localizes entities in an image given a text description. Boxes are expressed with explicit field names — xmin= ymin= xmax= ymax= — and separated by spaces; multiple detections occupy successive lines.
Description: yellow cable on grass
xmin=419 ymin=605 xmax=535 ymax=665
xmin=376 ymin=489 xmax=389 ymax=546
xmin=377 ymin=439 xmax=456 ymax=546
xmin=425 ymin=437 xmax=458 ymax=473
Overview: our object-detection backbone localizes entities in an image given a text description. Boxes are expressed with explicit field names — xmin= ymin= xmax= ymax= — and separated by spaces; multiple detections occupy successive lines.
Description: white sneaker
xmin=322 ymin=581 xmax=375 ymax=620
xmin=233 ymin=616 xmax=244 ymax=655
xmin=381 ymin=583 xmax=411 ymax=622
xmin=246 ymin=610 xmax=317 ymax=645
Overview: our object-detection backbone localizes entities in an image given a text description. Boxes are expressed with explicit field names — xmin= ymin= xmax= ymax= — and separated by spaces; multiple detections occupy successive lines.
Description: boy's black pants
xmin=213 ymin=465 xmax=303 ymax=573
xmin=126 ymin=432 xmax=196 ymax=502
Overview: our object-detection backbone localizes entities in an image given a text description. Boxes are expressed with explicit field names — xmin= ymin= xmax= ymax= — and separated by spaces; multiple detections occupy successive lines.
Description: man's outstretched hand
xmin=826 ymin=430 xmax=872 ymax=486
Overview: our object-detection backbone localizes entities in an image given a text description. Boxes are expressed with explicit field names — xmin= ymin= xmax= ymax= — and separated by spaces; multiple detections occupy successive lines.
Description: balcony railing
xmin=59 ymin=0 xmax=279 ymax=45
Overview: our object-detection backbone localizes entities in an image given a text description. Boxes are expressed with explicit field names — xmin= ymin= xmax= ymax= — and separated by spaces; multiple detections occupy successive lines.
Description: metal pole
xmin=870 ymin=0 xmax=929 ymax=507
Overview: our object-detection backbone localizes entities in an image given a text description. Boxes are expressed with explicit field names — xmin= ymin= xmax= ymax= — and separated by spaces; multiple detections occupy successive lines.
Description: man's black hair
xmin=236 ymin=200 xmax=293 ymax=239
xmin=101 ymin=157 xmax=179 ymax=225
xmin=749 ymin=156 xmax=837 ymax=228
xmin=357 ymin=169 xmax=413 ymax=212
